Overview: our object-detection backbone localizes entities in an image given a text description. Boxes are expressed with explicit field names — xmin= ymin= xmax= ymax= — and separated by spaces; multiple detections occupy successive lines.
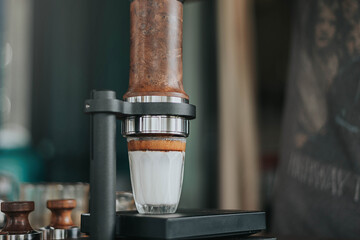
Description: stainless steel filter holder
xmin=123 ymin=96 xmax=190 ymax=137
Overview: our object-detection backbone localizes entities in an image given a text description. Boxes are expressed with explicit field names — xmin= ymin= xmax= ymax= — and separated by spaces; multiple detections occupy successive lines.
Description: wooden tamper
xmin=47 ymin=199 xmax=76 ymax=230
xmin=0 ymin=201 xmax=35 ymax=235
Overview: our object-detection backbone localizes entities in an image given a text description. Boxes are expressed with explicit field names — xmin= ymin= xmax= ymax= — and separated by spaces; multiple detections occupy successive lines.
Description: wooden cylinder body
xmin=124 ymin=0 xmax=188 ymax=100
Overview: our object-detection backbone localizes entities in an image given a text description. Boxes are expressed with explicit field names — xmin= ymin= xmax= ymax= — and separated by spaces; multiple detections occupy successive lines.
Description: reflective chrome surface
xmin=123 ymin=116 xmax=189 ymax=137
xmin=40 ymin=226 xmax=82 ymax=239
xmin=39 ymin=227 xmax=51 ymax=240
xmin=0 ymin=231 xmax=42 ymax=240
xmin=123 ymin=96 xmax=190 ymax=137
xmin=125 ymin=96 xmax=188 ymax=103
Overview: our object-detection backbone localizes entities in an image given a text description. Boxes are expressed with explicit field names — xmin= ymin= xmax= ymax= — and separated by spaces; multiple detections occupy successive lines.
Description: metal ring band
xmin=122 ymin=96 xmax=190 ymax=137
xmin=40 ymin=227 xmax=82 ymax=240
xmin=125 ymin=96 xmax=188 ymax=103
xmin=0 ymin=231 xmax=42 ymax=240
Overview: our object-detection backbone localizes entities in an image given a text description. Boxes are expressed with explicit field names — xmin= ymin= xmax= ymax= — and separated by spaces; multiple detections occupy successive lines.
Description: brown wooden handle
xmin=0 ymin=201 xmax=34 ymax=234
xmin=124 ymin=0 xmax=188 ymax=100
xmin=47 ymin=199 xmax=76 ymax=229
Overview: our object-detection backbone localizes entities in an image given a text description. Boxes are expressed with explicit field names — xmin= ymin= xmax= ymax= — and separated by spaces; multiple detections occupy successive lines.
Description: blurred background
xmin=0 ymin=0 xmax=292 ymax=228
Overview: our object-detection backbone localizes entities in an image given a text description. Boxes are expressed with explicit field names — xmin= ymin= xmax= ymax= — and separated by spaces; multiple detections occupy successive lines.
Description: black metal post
xmin=90 ymin=90 xmax=116 ymax=240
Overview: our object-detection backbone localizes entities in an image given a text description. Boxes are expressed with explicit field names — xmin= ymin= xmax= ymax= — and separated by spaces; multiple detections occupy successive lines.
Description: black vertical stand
xmin=89 ymin=91 xmax=117 ymax=240
xmin=85 ymin=90 xmax=195 ymax=240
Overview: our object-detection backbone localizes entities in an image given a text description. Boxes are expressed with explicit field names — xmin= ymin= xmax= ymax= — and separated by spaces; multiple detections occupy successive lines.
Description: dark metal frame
xmin=85 ymin=90 xmax=196 ymax=240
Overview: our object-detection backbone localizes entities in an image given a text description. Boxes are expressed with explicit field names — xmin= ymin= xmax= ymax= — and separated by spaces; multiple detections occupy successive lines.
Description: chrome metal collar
xmin=40 ymin=226 xmax=82 ymax=239
xmin=0 ymin=231 xmax=42 ymax=240
xmin=125 ymin=96 xmax=188 ymax=103
xmin=122 ymin=96 xmax=190 ymax=137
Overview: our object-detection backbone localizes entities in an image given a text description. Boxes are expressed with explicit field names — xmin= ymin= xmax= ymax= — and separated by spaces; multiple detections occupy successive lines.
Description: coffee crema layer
xmin=127 ymin=139 xmax=186 ymax=152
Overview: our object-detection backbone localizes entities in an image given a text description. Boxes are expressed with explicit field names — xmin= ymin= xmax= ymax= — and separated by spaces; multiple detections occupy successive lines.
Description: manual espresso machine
xmin=0 ymin=0 xmax=271 ymax=239
xmin=80 ymin=0 xmax=271 ymax=239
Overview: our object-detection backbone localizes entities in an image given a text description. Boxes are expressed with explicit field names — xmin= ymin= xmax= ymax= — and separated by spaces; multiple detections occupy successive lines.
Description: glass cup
xmin=127 ymin=136 xmax=186 ymax=214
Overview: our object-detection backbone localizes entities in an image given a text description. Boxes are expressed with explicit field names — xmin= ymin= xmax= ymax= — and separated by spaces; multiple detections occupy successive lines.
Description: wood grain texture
xmin=0 ymin=201 xmax=34 ymax=234
xmin=124 ymin=0 xmax=188 ymax=100
xmin=47 ymin=199 xmax=76 ymax=229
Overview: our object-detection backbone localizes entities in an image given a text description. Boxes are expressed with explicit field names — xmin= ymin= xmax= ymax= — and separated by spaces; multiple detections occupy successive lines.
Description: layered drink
xmin=127 ymin=137 xmax=186 ymax=214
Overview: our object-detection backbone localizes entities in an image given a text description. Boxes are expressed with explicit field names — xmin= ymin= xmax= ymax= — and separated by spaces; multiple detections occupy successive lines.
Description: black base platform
xmin=81 ymin=210 xmax=267 ymax=239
